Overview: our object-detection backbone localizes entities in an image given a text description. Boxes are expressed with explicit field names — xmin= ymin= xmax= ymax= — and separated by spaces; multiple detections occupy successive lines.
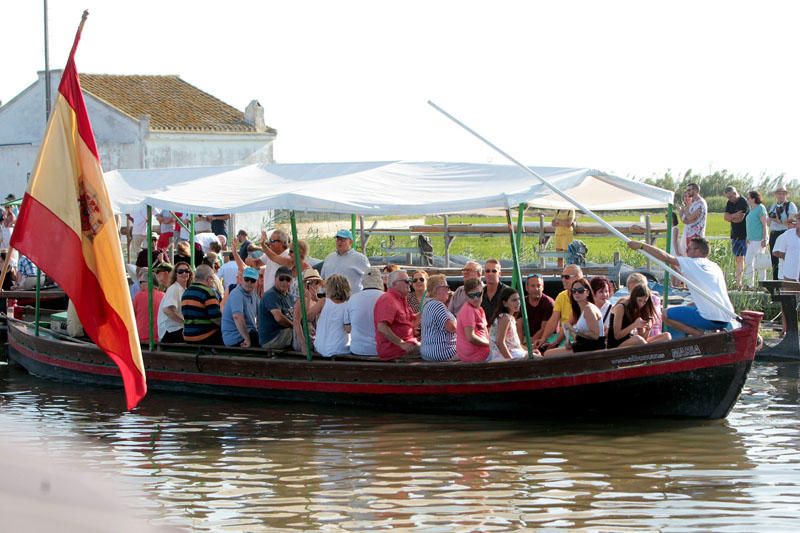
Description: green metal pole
xmin=189 ymin=214 xmax=196 ymax=268
xmin=34 ymin=267 xmax=41 ymax=336
xmin=663 ymin=203 xmax=673 ymax=332
xmin=513 ymin=203 xmax=526 ymax=290
xmin=350 ymin=213 xmax=357 ymax=243
xmin=290 ymin=211 xmax=314 ymax=359
xmin=146 ymin=205 xmax=154 ymax=351
xmin=506 ymin=208 xmax=532 ymax=358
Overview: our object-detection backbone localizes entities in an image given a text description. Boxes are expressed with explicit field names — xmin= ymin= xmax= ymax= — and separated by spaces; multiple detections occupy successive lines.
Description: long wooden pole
xmin=427 ymin=101 xmax=739 ymax=322
xmin=663 ymin=203 xmax=673 ymax=329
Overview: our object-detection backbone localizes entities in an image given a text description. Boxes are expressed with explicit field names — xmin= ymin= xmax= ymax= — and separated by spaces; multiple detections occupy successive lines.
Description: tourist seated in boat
xmin=321 ymin=229 xmax=371 ymax=294
xmin=628 ymin=237 xmax=735 ymax=337
xmin=133 ymin=269 xmax=164 ymax=344
xmin=153 ymin=262 xmax=173 ymax=291
xmin=181 ymin=264 xmax=223 ymax=345
xmin=258 ymin=266 xmax=295 ymax=349
xmin=380 ymin=264 xmax=400 ymax=291
xmin=173 ymin=240 xmax=203 ymax=268
xmin=481 ymin=259 xmax=509 ymax=320
xmin=292 ymin=268 xmax=326 ymax=355
xmin=347 ymin=267 xmax=384 ymax=357
xmin=375 ymin=269 xmax=420 ymax=360
xmin=217 ymin=251 xmax=239 ymax=294
xmin=407 ymin=269 xmax=428 ymax=314
xmin=157 ymin=261 xmax=192 ymax=343
xmin=449 ymin=260 xmax=482 ymax=316
xmin=221 ymin=266 xmax=260 ymax=348
xmin=625 ymin=272 xmax=663 ymax=337
xmin=535 ymin=264 xmax=583 ymax=351
xmin=488 ymin=287 xmax=532 ymax=361
xmin=257 ymin=229 xmax=291 ymax=292
xmin=420 ymin=274 xmax=457 ymax=361
xmin=14 ymin=254 xmax=38 ymax=290
xmin=544 ymin=277 xmax=605 ymax=356
xmin=134 ymin=232 xmax=169 ymax=270
xmin=590 ymin=276 xmax=614 ymax=337
xmin=456 ymin=278 xmax=491 ymax=362
xmin=314 ymin=274 xmax=352 ymax=357
xmin=517 ymin=274 xmax=554 ymax=346
xmin=607 ymin=284 xmax=672 ymax=349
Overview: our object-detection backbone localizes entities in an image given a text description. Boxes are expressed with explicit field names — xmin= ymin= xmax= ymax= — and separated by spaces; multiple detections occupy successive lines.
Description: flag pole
xmin=427 ymin=100 xmax=739 ymax=322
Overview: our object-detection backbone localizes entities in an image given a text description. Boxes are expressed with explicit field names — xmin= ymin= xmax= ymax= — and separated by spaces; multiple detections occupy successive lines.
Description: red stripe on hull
xmin=9 ymin=336 xmax=748 ymax=396
xmin=11 ymin=195 xmax=146 ymax=407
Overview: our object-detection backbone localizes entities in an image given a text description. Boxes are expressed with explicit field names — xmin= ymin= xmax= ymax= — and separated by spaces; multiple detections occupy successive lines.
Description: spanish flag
xmin=11 ymin=12 xmax=147 ymax=409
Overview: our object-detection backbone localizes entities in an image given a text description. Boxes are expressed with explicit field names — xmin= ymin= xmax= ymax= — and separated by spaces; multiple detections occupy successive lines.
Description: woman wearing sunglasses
xmin=407 ymin=270 xmax=428 ymax=313
xmin=157 ymin=261 xmax=193 ymax=343
xmin=545 ymin=277 xmax=604 ymax=356
xmin=420 ymin=274 xmax=457 ymax=361
xmin=455 ymin=278 xmax=491 ymax=362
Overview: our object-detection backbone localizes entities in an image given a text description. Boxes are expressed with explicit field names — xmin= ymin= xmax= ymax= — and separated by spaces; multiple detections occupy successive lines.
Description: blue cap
xmin=243 ymin=267 xmax=259 ymax=279
xmin=335 ymin=229 xmax=353 ymax=240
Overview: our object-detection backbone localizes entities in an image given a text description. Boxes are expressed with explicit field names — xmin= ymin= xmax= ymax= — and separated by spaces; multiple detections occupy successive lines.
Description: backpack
xmin=417 ymin=234 xmax=434 ymax=266
xmin=567 ymin=239 xmax=588 ymax=266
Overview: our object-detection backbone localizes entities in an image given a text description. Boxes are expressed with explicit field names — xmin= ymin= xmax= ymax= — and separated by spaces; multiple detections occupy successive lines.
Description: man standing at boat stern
xmin=628 ymin=237 xmax=734 ymax=338
xmin=321 ymin=229 xmax=370 ymax=294
xmin=258 ymin=266 xmax=296 ymax=350
xmin=181 ymin=265 xmax=223 ymax=345
xmin=222 ymin=266 xmax=260 ymax=347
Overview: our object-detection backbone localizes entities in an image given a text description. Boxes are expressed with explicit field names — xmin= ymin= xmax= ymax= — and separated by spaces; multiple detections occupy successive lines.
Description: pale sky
xmin=3 ymin=0 xmax=799 ymax=181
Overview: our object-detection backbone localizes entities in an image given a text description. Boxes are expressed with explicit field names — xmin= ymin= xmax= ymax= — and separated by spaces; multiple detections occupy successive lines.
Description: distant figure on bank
xmin=723 ymin=185 xmax=749 ymax=288
xmin=374 ymin=269 xmax=420 ymax=360
xmin=552 ymin=209 xmax=575 ymax=268
xmin=768 ymin=185 xmax=798 ymax=280
xmin=221 ymin=266 xmax=260 ymax=348
xmin=449 ymin=261 xmax=482 ymax=316
xmin=680 ymin=183 xmax=707 ymax=248
xmin=744 ymin=190 xmax=770 ymax=287
xmin=321 ymin=229 xmax=370 ymax=294
xmin=181 ymin=264 xmax=223 ymax=345
xmin=258 ymin=266 xmax=296 ymax=349
xmin=236 ymin=229 xmax=252 ymax=261
xmin=456 ymin=278 xmax=491 ymax=362
xmin=628 ymin=237 xmax=734 ymax=338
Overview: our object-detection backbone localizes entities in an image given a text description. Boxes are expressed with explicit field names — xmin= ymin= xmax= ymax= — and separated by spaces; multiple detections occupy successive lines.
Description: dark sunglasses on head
xmin=412 ymin=277 xmax=426 ymax=283
xmin=486 ymin=269 xmax=499 ymax=273
xmin=277 ymin=275 xmax=292 ymax=282
xmin=571 ymin=286 xmax=587 ymax=294
xmin=176 ymin=269 xmax=191 ymax=274
xmin=243 ymin=277 xmax=257 ymax=283
xmin=467 ymin=290 xmax=483 ymax=299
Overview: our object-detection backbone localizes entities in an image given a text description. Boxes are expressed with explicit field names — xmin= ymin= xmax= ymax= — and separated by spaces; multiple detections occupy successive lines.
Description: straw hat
xmin=774 ymin=184 xmax=789 ymax=193
xmin=361 ymin=267 xmax=384 ymax=291
xmin=302 ymin=268 xmax=322 ymax=282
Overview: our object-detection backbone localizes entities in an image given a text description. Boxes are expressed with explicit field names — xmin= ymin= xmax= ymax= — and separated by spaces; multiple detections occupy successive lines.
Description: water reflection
xmin=1 ymin=361 xmax=799 ymax=531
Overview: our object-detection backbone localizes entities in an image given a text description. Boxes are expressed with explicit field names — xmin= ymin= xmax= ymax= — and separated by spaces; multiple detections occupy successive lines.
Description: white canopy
xmin=104 ymin=161 xmax=673 ymax=215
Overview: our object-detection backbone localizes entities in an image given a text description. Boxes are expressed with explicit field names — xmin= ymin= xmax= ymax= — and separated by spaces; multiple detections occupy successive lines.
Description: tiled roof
xmin=79 ymin=74 xmax=274 ymax=134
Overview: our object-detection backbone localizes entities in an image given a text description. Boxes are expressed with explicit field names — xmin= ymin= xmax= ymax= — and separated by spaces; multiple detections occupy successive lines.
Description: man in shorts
xmin=723 ymin=186 xmax=748 ymax=288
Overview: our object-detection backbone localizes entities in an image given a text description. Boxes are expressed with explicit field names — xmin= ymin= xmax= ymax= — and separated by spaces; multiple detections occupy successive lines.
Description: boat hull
xmin=7 ymin=311 xmax=762 ymax=419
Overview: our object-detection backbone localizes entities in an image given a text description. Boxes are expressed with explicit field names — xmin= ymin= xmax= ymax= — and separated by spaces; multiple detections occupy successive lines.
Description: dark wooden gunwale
xmin=7 ymin=311 xmax=762 ymax=419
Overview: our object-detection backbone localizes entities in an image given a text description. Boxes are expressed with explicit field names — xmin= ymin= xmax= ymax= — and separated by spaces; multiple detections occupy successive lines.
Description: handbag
xmin=755 ymin=247 xmax=772 ymax=271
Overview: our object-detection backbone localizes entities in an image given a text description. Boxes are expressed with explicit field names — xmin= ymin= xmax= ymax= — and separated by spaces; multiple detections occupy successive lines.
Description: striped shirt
xmin=420 ymin=299 xmax=456 ymax=361
xmin=181 ymin=283 xmax=221 ymax=342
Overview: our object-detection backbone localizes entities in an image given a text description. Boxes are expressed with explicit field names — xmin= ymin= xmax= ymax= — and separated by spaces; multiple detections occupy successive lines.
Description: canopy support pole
xmin=506 ymin=208 xmax=533 ymax=358
xmin=663 ymin=203 xmax=673 ymax=330
xmin=34 ymin=267 xmax=41 ymax=336
xmin=351 ymin=214 xmax=357 ymax=244
xmin=146 ymin=205 xmax=154 ymax=352
xmin=358 ymin=215 xmax=365 ymax=253
xmin=443 ymin=215 xmax=450 ymax=267
xmin=428 ymin=100 xmax=739 ymax=322
xmin=290 ymin=211 xmax=313 ymax=360
xmin=189 ymin=214 xmax=195 ymax=268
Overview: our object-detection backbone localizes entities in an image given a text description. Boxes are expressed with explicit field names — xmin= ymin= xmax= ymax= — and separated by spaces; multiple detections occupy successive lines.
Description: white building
xmin=0 ymin=70 xmax=276 ymax=196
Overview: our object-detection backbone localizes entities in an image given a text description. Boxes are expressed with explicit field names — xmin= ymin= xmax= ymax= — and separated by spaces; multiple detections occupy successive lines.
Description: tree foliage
xmin=643 ymin=169 xmax=799 ymax=204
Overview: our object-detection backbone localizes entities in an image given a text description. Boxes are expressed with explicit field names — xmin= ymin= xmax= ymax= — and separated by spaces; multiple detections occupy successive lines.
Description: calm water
xmin=1 ymin=360 xmax=800 ymax=532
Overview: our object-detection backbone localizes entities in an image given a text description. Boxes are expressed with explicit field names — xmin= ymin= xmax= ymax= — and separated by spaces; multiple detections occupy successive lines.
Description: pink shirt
xmin=134 ymin=289 xmax=164 ymax=342
xmin=456 ymin=303 xmax=490 ymax=362
xmin=374 ymin=289 xmax=418 ymax=360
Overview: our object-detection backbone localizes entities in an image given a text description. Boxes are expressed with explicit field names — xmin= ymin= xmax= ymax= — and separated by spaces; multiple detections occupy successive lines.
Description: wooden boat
xmin=6 ymin=311 xmax=762 ymax=419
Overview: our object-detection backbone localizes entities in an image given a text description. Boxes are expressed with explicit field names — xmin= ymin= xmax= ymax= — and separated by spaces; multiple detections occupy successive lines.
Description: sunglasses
xmin=269 ymin=239 xmax=283 ymax=244
xmin=571 ymin=286 xmax=588 ymax=294
xmin=561 ymin=274 xmax=575 ymax=279
xmin=277 ymin=275 xmax=292 ymax=282
xmin=397 ymin=279 xmax=412 ymax=284
xmin=412 ymin=277 xmax=426 ymax=283
xmin=176 ymin=269 xmax=191 ymax=274
xmin=462 ymin=268 xmax=479 ymax=274
xmin=243 ymin=277 xmax=257 ymax=283
xmin=467 ymin=291 xmax=483 ymax=299
xmin=486 ymin=269 xmax=499 ymax=273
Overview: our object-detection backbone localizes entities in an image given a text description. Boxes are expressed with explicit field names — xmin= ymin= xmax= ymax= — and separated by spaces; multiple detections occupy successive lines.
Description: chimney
xmin=244 ymin=100 xmax=266 ymax=132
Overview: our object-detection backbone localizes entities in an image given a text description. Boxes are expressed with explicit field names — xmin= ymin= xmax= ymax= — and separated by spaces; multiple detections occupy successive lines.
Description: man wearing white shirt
xmin=773 ymin=217 xmax=800 ymax=282
xmin=217 ymin=251 xmax=240 ymax=293
xmin=321 ymin=229 xmax=370 ymax=294
xmin=628 ymin=237 xmax=735 ymax=338
xmin=127 ymin=207 xmax=150 ymax=261
xmin=259 ymin=229 xmax=290 ymax=292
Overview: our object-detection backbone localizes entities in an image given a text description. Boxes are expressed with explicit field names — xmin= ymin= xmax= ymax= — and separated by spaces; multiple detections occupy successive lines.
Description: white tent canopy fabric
xmin=104 ymin=161 xmax=674 ymax=215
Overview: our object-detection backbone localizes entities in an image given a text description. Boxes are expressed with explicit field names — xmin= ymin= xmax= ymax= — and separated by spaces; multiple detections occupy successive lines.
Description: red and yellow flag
xmin=11 ymin=13 xmax=147 ymax=409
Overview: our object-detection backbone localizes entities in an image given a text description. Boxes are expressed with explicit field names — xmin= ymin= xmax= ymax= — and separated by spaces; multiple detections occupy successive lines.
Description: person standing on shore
xmin=723 ymin=186 xmax=749 ymax=288
xmin=767 ymin=185 xmax=797 ymax=280
xmin=680 ymin=183 xmax=707 ymax=248
xmin=744 ymin=190 xmax=770 ymax=287
xmin=552 ymin=209 xmax=575 ymax=268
